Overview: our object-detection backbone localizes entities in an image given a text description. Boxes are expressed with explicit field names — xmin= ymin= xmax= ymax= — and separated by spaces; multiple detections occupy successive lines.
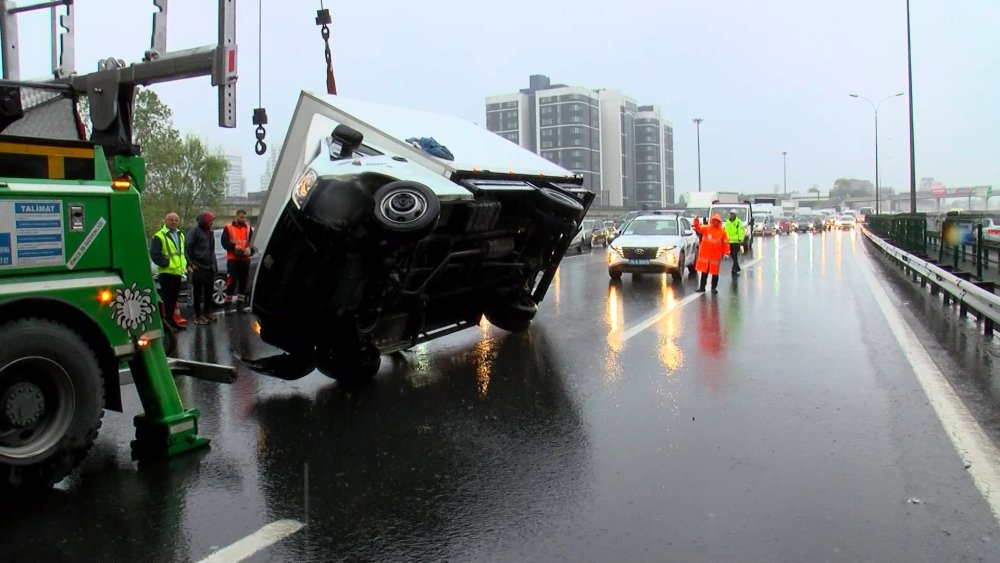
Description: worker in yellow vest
xmin=150 ymin=212 xmax=189 ymax=330
xmin=723 ymin=209 xmax=745 ymax=275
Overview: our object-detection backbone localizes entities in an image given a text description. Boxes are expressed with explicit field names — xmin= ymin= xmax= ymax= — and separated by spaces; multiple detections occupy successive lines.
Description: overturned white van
xmin=249 ymin=93 xmax=593 ymax=383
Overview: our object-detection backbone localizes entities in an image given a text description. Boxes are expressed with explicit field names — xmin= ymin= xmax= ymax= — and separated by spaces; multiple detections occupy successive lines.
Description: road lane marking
xmin=622 ymin=292 xmax=702 ymax=342
xmin=198 ymin=519 xmax=304 ymax=563
xmin=860 ymin=244 xmax=1000 ymax=525
xmin=617 ymin=240 xmax=788 ymax=343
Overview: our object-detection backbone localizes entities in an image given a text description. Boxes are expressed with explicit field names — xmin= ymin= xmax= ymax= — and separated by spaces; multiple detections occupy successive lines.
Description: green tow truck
xmin=0 ymin=0 xmax=238 ymax=489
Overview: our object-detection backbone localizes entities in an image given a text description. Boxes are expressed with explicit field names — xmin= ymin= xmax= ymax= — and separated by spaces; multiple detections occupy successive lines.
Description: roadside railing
xmin=866 ymin=214 xmax=928 ymax=256
xmin=925 ymin=229 xmax=999 ymax=281
xmin=863 ymin=226 xmax=1000 ymax=336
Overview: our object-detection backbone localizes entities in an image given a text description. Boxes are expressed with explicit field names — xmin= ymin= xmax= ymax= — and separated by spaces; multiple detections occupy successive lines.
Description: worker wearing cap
xmin=724 ymin=209 xmax=745 ymax=275
xmin=185 ymin=211 xmax=218 ymax=325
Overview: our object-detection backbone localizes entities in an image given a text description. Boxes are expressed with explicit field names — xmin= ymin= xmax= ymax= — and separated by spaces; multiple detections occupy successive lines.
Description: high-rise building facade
xmin=259 ymin=141 xmax=282 ymax=193
xmin=486 ymin=75 xmax=674 ymax=208
xmin=633 ymin=105 xmax=676 ymax=207
xmin=224 ymin=154 xmax=246 ymax=197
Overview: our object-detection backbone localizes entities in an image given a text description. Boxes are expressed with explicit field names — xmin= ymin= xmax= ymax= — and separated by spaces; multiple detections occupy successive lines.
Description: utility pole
xmin=906 ymin=0 xmax=917 ymax=213
xmin=693 ymin=118 xmax=703 ymax=192
xmin=782 ymin=151 xmax=787 ymax=195
xmin=850 ymin=93 xmax=904 ymax=215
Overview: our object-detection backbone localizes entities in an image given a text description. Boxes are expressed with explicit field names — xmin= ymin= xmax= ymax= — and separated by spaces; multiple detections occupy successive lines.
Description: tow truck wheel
xmin=485 ymin=294 xmax=537 ymax=333
xmin=316 ymin=343 xmax=382 ymax=386
xmin=0 ymin=319 xmax=104 ymax=490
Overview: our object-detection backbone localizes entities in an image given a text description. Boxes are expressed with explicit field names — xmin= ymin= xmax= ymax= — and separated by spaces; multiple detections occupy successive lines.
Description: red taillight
xmin=988 ymin=229 xmax=1000 ymax=236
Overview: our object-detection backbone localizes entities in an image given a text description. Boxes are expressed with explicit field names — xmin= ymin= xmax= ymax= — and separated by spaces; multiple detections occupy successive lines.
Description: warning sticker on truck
xmin=0 ymin=200 xmax=65 ymax=269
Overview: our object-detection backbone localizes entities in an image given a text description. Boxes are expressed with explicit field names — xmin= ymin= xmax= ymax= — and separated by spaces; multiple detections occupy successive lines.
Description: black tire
xmin=609 ymin=269 xmax=623 ymax=280
xmin=372 ymin=181 xmax=440 ymax=233
xmin=162 ymin=322 xmax=177 ymax=357
xmin=316 ymin=344 xmax=382 ymax=386
xmin=485 ymin=295 xmax=537 ymax=333
xmin=0 ymin=319 xmax=104 ymax=490
xmin=535 ymin=187 xmax=584 ymax=219
xmin=672 ymin=252 xmax=685 ymax=282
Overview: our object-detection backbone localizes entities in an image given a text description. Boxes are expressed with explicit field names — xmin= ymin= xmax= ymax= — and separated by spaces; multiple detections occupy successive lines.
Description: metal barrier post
xmin=977 ymin=224 xmax=984 ymax=280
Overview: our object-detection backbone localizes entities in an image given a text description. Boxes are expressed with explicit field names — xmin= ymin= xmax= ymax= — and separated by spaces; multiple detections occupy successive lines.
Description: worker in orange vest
xmin=221 ymin=209 xmax=255 ymax=311
xmin=692 ymin=213 xmax=731 ymax=294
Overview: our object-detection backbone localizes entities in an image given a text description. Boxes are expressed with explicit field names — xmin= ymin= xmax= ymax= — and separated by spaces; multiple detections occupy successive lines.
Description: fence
xmin=863 ymin=223 xmax=1000 ymax=336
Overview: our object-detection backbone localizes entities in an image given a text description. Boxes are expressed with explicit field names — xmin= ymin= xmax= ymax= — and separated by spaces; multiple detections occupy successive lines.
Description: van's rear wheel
xmin=485 ymin=294 xmax=537 ymax=333
xmin=316 ymin=342 xmax=382 ymax=386
xmin=0 ymin=319 xmax=104 ymax=491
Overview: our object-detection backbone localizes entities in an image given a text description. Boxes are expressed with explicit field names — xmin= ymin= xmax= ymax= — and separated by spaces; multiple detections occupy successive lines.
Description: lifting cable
xmin=316 ymin=1 xmax=337 ymax=95
xmin=252 ymin=0 xmax=268 ymax=155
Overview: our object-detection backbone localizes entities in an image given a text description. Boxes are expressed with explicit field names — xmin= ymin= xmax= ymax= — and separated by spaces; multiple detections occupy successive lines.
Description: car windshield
xmin=624 ymin=219 xmax=678 ymax=236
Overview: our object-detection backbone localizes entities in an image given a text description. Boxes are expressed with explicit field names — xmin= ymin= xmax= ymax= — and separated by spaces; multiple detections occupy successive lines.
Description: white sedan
xmin=608 ymin=214 xmax=699 ymax=281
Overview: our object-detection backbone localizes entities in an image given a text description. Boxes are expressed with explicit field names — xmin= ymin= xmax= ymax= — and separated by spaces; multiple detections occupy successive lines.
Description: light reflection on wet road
xmin=3 ymin=229 xmax=1000 ymax=562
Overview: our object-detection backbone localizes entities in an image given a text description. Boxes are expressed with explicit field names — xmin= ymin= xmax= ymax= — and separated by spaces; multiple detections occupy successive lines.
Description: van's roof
xmin=310 ymin=94 xmax=578 ymax=180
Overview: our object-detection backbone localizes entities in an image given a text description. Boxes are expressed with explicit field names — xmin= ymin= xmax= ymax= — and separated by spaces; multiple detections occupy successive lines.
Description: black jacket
xmin=185 ymin=213 xmax=216 ymax=271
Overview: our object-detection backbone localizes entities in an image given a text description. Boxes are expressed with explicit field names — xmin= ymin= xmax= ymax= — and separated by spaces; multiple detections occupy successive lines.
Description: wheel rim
xmin=213 ymin=277 xmax=228 ymax=306
xmin=379 ymin=188 xmax=429 ymax=225
xmin=0 ymin=356 xmax=75 ymax=460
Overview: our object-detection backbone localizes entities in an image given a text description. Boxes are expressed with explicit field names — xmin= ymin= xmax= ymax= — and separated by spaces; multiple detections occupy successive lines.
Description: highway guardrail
xmin=863 ymin=226 xmax=1000 ymax=336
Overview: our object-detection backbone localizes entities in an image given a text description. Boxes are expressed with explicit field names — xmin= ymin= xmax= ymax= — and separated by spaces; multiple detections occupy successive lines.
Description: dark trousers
xmin=191 ymin=268 xmax=215 ymax=317
xmin=158 ymin=273 xmax=182 ymax=326
xmin=226 ymin=259 xmax=251 ymax=298
xmin=730 ymin=243 xmax=742 ymax=272
xmin=698 ymin=272 xmax=719 ymax=290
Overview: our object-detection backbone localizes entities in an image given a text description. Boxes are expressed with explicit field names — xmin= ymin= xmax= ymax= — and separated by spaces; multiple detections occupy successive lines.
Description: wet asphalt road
xmin=4 ymin=229 xmax=1000 ymax=562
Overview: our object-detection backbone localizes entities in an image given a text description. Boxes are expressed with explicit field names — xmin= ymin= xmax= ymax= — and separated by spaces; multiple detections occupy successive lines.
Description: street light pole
xmin=906 ymin=0 xmax=917 ymax=213
xmin=782 ymin=151 xmax=787 ymax=195
xmin=850 ymin=92 xmax=904 ymax=215
xmin=693 ymin=118 xmax=703 ymax=192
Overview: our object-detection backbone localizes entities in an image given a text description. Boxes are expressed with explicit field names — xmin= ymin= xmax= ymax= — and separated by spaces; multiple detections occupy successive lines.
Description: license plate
xmin=628 ymin=258 xmax=650 ymax=266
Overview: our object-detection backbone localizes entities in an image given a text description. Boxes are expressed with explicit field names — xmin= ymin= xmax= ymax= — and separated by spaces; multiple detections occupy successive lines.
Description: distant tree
xmin=143 ymin=135 xmax=228 ymax=234
xmin=808 ymin=185 xmax=821 ymax=198
xmin=131 ymin=89 xmax=228 ymax=234
xmin=830 ymin=178 xmax=852 ymax=200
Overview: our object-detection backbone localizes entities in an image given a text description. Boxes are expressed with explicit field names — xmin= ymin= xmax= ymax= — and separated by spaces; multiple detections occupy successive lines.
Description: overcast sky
xmin=11 ymin=0 xmax=999 ymax=199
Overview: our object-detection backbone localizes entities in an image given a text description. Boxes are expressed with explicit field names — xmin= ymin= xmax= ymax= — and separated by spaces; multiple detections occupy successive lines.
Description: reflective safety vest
xmin=224 ymin=222 xmax=252 ymax=261
xmin=153 ymin=226 xmax=187 ymax=276
xmin=724 ymin=217 xmax=744 ymax=243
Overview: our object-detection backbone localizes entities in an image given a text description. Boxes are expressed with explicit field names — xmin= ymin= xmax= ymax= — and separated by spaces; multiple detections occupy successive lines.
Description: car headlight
xmin=656 ymin=245 xmax=677 ymax=258
xmin=291 ymin=168 xmax=318 ymax=208
xmin=609 ymin=243 xmax=624 ymax=258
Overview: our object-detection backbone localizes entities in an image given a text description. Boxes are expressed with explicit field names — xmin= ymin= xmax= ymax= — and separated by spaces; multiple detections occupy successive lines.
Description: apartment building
xmin=486 ymin=75 xmax=674 ymax=208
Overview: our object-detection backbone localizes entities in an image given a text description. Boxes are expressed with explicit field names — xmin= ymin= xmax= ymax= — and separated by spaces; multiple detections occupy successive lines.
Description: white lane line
xmin=622 ymin=292 xmax=702 ymax=343
xmin=859 ymin=244 xmax=1000 ymax=525
xmin=198 ymin=519 xmax=305 ymax=563
xmin=617 ymin=240 xmax=785 ymax=343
